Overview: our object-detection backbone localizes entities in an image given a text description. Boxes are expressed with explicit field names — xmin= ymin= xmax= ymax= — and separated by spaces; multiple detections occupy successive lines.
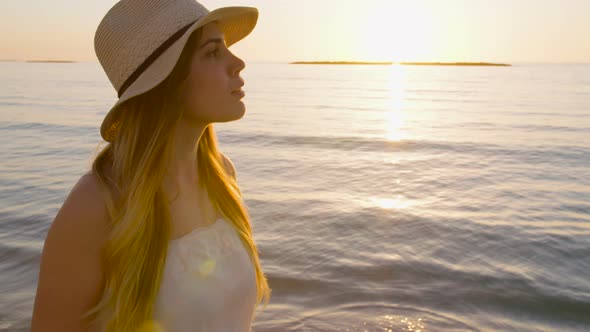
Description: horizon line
xmin=2 ymin=59 xmax=590 ymax=65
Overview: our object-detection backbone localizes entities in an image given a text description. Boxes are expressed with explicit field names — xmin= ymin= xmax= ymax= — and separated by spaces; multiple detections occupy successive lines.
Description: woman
xmin=30 ymin=1 xmax=271 ymax=331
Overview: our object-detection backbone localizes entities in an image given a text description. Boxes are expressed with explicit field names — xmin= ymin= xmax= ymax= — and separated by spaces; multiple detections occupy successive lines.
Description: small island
xmin=398 ymin=62 xmax=510 ymax=66
xmin=290 ymin=61 xmax=510 ymax=66
xmin=25 ymin=60 xmax=77 ymax=63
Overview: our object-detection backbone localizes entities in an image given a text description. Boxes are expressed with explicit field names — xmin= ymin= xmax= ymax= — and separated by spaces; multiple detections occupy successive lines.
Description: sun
xmin=354 ymin=0 xmax=435 ymax=62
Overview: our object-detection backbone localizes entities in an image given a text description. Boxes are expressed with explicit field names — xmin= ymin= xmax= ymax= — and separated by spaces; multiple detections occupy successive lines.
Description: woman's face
xmin=177 ymin=21 xmax=247 ymax=125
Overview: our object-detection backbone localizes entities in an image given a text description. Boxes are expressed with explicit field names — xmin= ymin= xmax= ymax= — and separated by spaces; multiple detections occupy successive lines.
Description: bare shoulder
xmin=30 ymin=172 xmax=109 ymax=331
xmin=50 ymin=172 xmax=110 ymax=239
xmin=220 ymin=152 xmax=237 ymax=181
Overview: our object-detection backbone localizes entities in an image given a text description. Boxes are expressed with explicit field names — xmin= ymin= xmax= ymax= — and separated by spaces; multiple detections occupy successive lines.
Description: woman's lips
xmin=231 ymin=89 xmax=245 ymax=99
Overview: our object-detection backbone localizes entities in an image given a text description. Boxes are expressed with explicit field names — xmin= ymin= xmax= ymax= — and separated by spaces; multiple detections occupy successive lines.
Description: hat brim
xmin=100 ymin=6 xmax=258 ymax=142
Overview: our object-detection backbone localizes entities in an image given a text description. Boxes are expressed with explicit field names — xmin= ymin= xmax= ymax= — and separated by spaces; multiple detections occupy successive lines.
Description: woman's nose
xmin=231 ymin=54 xmax=246 ymax=76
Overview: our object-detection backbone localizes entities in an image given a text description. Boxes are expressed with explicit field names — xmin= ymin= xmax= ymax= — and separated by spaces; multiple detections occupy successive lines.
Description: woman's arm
xmin=30 ymin=173 xmax=108 ymax=331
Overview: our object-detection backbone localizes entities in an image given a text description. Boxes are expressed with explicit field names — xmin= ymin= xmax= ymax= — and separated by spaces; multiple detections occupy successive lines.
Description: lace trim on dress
xmin=165 ymin=218 xmax=243 ymax=279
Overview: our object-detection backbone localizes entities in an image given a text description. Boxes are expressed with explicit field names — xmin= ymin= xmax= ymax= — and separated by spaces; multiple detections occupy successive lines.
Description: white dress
xmin=91 ymin=217 xmax=257 ymax=332
xmin=152 ymin=217 xmax=258 ymax=332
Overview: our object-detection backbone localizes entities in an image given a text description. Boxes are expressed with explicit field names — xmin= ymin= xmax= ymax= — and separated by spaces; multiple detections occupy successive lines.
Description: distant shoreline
xmin=400 ymin=62 xmax=510 ymax=66
xmin=290 ymin=61 xmax=511 ymax=66
xmin=25 ymin=60 xmax=77 ymax=63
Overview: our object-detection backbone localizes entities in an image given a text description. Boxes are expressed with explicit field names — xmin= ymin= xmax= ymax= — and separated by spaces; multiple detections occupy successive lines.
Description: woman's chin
xmin=232 ymin=102 xmax=246 ymax=117
xmin=219 ymin=105 xmax=245 ymax=122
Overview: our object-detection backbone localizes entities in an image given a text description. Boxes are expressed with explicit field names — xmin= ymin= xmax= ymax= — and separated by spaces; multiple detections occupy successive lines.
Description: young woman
xmin=30 ymin=1 xmax=271 ymax=331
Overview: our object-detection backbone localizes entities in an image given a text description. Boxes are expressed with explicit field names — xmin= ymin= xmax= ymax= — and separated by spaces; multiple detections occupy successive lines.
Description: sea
xmin=0 ymin=61 xmax=589 ymax=331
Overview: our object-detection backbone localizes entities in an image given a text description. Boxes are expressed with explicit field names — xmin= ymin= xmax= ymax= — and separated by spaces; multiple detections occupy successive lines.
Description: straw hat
xmin=94 ymin=0 xmax=258 ymax=142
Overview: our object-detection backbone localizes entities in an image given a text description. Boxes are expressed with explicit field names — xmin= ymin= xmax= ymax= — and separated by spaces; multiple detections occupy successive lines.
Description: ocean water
xmin=0 ymin=61 xmax=589 ymax=331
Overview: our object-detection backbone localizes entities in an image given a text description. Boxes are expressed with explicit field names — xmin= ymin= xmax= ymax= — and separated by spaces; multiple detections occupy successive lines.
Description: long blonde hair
xmin=82 ymin=26 xmax=271 ymax=331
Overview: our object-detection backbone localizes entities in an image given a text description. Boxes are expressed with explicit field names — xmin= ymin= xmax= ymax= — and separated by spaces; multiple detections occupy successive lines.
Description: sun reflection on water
xmin=367 ymin=196 xmax=414 ymax=210
xmin=385 ymin=64 xmax=408 ymax=142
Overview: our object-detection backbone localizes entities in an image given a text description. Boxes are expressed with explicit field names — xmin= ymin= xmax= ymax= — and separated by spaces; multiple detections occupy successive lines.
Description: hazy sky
xmin=1 ymin=0 xmax=588 ymax=63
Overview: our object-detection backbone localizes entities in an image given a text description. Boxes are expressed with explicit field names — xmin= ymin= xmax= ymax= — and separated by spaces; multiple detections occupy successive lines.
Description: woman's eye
xmin=207 ymin=48 xmax=220 ymax=58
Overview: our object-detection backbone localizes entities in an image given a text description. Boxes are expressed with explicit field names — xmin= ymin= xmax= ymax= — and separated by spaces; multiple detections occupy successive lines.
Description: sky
xmin=0 ymin=0 xmax=588 ymax=63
